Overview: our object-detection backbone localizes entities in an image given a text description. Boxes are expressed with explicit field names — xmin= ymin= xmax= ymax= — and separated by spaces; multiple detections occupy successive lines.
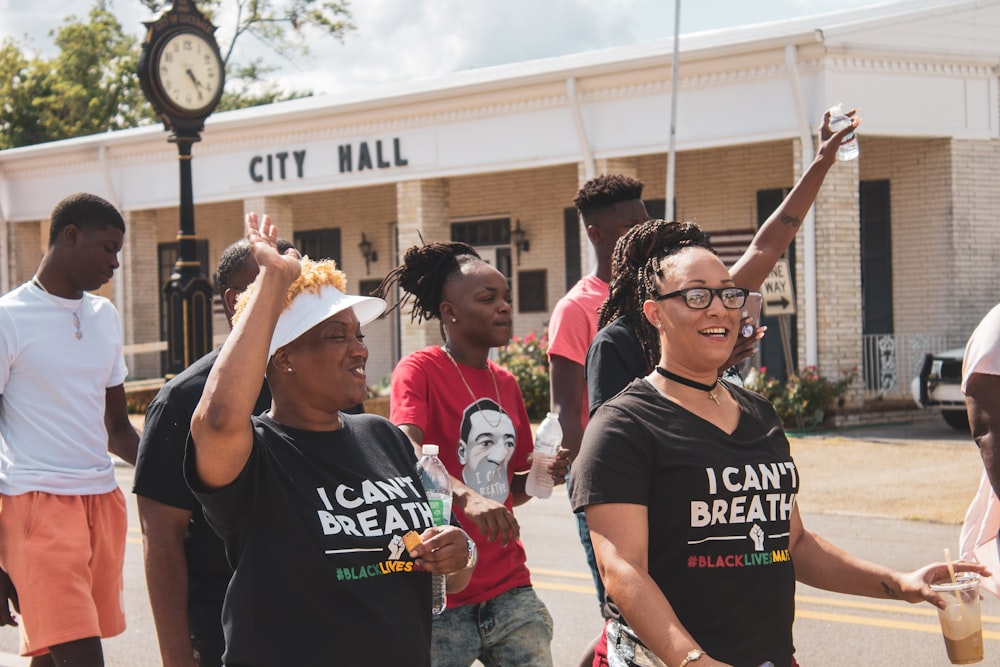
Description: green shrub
xmin=495 ymin=329 xmax=550 ymax=421
xmin=744 ymin=365 xmax=856 ymax=431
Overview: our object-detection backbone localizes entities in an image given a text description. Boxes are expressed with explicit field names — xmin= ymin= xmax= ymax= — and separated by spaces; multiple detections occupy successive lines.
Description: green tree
xmin=0 ymin=41 xmax=51 ymax=148
xmin=0 ymin=0 xmax=355 ymax=149
xmin=0 ymin=2 xmax=146 ymax=149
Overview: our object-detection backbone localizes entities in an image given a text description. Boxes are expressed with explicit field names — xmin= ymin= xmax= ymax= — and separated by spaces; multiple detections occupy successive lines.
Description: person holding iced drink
xmin=570 ymin=230 xmax=988 ymax=667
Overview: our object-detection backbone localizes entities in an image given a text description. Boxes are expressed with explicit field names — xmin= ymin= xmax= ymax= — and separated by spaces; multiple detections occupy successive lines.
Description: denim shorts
xmin=430 ymin=585 xmax=554 ymax=667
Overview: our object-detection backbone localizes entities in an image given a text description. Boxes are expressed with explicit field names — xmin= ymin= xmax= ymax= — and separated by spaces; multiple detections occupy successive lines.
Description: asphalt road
xmin=0 ymin=416 xmax=993 ymax=666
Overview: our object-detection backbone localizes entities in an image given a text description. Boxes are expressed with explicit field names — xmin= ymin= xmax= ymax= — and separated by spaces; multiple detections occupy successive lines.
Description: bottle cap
xmin=828 ymin=103 xmax=843 ymax=115
xmin=546 ymin=412 xmax=559 ymax=420
xmin=422 ymin=444 xmax=439 ymax=456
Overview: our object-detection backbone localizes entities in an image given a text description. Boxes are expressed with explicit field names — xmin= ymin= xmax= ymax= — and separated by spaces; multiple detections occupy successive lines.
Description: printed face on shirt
xmin=457 ymin=400 xmax=516 ymax=502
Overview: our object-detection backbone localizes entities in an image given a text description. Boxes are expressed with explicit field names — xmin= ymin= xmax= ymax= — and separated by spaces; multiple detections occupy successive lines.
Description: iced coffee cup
xmin=930 ymin=573 xmax=984 ymax=665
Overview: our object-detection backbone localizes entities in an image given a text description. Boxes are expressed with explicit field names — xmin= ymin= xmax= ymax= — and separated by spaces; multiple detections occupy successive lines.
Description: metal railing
xmin=860 ymin=333 xmax=964 ymax=399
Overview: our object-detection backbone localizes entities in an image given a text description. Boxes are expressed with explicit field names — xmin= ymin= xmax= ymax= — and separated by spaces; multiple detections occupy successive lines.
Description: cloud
xmin=0 ymin=0 xmax=878 ymax=96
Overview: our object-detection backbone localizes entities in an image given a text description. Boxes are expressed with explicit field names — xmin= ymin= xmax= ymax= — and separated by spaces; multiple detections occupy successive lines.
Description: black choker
xmin=655 ymin=367 xmax=720 ymax=405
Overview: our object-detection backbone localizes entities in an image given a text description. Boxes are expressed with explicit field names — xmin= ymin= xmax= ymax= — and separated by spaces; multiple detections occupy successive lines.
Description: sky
xmin=0 ymin=0 xmax=885 ymax=96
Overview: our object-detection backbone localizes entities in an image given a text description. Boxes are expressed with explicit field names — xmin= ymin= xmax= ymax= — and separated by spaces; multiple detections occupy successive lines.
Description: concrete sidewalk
xmin=790 ymin=414 xmax=981 ymax=524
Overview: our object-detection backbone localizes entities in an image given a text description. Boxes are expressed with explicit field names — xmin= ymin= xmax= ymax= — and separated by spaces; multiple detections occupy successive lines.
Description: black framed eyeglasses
xmin=654 ymin=287 xmax=749 ymax=310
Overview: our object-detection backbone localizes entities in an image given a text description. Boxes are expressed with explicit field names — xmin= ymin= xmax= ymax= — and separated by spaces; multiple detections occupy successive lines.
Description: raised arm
xmin=730 ymin=109 xmax=860 ymax=291
xmin=190 ymin=213 xmax=300 ymax=489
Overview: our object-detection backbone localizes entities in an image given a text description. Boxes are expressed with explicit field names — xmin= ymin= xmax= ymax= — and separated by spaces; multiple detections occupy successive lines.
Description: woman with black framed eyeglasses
xmin=570 ymin=239 xmax=987 ymax=667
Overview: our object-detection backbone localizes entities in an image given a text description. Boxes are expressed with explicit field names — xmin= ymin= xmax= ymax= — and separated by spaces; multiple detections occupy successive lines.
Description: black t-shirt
xmin=186 ymin=412 xmax=434 ymax=667
xmin=572 ymin=379 xmax=798 ymax=667
xmin=133 ymin=348 xmax=272 ymax=621
xmin=585 ymin=316 xmax=647 ymax=417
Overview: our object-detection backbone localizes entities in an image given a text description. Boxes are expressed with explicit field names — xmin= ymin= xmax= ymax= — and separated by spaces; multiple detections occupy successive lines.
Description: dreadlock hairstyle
xmin=598 ymin=219 xmax=716 ymax=373
xmin=573 ymin=174 xmax=645 ymax=220
xmin=373 ymin=241 xmax=483 ymax=328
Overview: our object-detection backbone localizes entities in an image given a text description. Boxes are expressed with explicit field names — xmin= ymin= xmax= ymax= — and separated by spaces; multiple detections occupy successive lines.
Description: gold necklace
xmin=33 ymin=276 xmax=83 ymax=340
xmin=441 ymin=345 xmax=504 ymax=428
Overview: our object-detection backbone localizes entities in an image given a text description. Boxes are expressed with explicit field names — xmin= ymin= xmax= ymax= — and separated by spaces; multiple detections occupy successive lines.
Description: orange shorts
xmin=0 ymin=489 xmax=127 ymax=656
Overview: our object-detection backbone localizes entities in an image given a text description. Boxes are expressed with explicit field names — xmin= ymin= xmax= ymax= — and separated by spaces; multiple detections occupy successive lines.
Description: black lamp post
xmin=137 ymin=0 xmax=225 ymax=374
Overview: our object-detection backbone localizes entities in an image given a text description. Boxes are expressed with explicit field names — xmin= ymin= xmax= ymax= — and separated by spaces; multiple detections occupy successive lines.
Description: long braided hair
xmin=599 ymin=219 xmax=716 ymax=373
xmin=372 ymin=241 xmax=483 ymax=332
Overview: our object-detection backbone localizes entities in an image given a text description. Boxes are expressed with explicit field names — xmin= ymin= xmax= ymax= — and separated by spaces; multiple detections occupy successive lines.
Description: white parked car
xmin=910 ymin=348 xmax=969 ymax=431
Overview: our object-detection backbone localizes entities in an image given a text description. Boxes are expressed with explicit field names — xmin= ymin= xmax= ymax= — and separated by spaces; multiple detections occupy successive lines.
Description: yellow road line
xmin=796 ymin=608 xmax=1000 ymax=640
xmin=534 ymin=581 xmax=597 ymax=594
xmin=530 ymin=566 xmax=596 ymax=581
xmin=530 ymin=570 xmax=1000 ymax=636
xmin=797 ymin=594 xmax=1000 ymax=624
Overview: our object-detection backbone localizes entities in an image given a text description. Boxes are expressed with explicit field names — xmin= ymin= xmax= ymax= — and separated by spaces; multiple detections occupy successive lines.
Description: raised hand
xmin=244 ymin=212 xmax=301 ymax=284
xmin=818 ymin=107 xmax=861 ymax=161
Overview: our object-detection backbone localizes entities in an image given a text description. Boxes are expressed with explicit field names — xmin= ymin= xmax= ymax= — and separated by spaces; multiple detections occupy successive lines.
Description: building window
xmin=294 ymin=228 xmax=342 ymax=263
xmin=518 ymin=270 xmax=547 ymax=313
xmin=451 ymin=218 xmax=510 ymax=246
xmin=451 ymin=218 xmax=512 ymax=279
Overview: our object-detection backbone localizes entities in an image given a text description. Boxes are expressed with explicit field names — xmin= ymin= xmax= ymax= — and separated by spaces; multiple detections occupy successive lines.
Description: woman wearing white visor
xmin=187 ymin=213 xmax=475 ymax=667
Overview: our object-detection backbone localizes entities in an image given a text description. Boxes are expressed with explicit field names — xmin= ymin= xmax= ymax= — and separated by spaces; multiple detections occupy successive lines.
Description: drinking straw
xmin=944 ymin=547 xmax=957 ymax=584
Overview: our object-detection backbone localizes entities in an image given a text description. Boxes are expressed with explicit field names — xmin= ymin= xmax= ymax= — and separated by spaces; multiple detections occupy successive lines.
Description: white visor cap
xmin=268 ymin=285 xmax=386 ymax=357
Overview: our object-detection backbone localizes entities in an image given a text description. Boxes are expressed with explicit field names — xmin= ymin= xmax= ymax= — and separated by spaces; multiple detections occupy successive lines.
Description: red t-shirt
xmin=547 ymin=273 xmax=609 ymax=428
xmin=390 ymin=345 xmax=534 ymax=607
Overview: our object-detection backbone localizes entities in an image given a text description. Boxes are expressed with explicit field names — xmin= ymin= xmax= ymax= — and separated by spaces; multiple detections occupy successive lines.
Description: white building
xmin=1 ymin=0 xmax=998 ymax=402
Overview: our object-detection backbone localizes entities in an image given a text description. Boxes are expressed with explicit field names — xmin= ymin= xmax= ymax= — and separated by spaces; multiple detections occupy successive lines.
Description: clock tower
xmin=138 ymin=0 xmax=226 ymax=375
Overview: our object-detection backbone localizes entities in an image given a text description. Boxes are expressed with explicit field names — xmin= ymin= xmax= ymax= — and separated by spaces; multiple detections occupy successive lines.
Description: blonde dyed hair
xmin=231 ymin=257 xmax=348 ymax=327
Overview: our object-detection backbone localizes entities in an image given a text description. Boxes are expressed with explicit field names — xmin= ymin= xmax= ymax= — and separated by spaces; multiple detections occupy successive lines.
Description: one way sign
xmin=761 ymin=258 xmax=796 ymax=316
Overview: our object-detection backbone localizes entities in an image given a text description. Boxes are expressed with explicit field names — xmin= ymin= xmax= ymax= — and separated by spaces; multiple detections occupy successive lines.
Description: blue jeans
xmin=569 ymin=467 xmax=609 ymax=617
xmin=430 ymin=585 xmax=553 ymax=667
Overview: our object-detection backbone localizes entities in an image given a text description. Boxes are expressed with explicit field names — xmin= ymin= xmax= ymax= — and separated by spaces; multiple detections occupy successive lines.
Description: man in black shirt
xmin=133 ymin=240 xmax=281 ymax=667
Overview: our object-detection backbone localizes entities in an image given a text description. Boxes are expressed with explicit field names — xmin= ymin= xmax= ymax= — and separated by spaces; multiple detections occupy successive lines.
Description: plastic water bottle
xmin=828 ymin=103 xmax=859 ymax=161
xmin=416 ymin=444 xmax=452 ymax=615
xmin=525 ymin=412 xmax=562 ymax=499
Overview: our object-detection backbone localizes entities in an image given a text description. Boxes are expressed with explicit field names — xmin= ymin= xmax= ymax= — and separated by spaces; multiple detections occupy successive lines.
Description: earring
xmin=656 ymin=322 xmax=662 ymax=329
xmin=451 ymin=317 xmax=457 ymax=323
xmin=287 ymin=367 xmax=293 ymax=372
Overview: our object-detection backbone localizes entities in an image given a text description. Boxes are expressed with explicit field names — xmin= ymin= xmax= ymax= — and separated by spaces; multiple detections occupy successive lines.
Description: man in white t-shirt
xmin=0 ymin=192 xmax=138 ymax=666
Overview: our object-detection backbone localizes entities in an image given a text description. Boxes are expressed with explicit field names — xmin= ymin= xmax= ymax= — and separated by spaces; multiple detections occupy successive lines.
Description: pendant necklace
xmin=442 ymin=345 xmax=504 ymax=428
xmin=32 ymin=276 xmax=83 ymax=340
xmin=655 ymin=366 xmax=720 ymax=406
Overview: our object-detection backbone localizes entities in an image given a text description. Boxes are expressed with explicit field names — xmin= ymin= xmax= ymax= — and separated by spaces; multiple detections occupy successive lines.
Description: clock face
xmin=155 ymin=31 xmax=223 ymax=114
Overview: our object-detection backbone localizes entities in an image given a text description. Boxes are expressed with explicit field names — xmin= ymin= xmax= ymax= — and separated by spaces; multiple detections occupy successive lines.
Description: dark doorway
xmin=756 ymin=188 xmax=797 ymax=382
xmin=294 ymin=228 xmax=342 ymax=264
xmin=860 ymin=179 xmax=893 ymax=390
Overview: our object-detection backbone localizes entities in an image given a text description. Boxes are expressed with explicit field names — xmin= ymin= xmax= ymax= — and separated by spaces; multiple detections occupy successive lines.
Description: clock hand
xmin=185 ymin=68 xmax=205 ymax=99
xmin=186 ymin=68 xmax=204 ymax=89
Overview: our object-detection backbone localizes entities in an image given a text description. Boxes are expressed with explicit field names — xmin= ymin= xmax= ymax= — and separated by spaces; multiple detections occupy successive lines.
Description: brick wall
xmin=950 ymin=138 xmax=1000 ymax=334
xmin=396 ymin=179 xmax=450 ymax=364
xmin=8 ymin=221 xmax=43 ymax=287
xmin=123 ymin=209 xmax=160 ymax=379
